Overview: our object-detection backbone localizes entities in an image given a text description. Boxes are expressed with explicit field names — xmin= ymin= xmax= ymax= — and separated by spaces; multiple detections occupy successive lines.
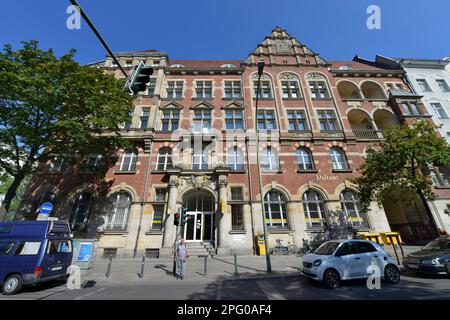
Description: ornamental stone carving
xmin=279 ymin=72 xmax=299 ymax=80
xmin=251 ymin=73 xmax=271 ymax=80
xmin=306 ymin=72 xmax=326 ymax=80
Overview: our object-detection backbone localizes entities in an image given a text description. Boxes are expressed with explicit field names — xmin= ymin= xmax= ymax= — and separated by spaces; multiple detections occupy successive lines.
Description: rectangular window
xmin=48 ymin=157 xmax=64 ymax=172
xmin=155 ymin=188 xmax=167 ymax=202
xmin=317 ymin=110 xmax=339 ymax=131
xmin=196 ymin=81 xmax=213 ymax=98
xmin=224 ymin=81 xmax=241 ymax=98
xmin=281 ymin=81 xmax=301 ymax=99
xmin=309 ymin=81 xmax=330 ymax=99
xmin=161 ymin=110 xmax=180 ymax=132
xmin=225 ymin=110 xmax=244 ymax=130
xmin=287 ymin=110 xmax=307 ymax=131
xmin=192 ymin=143 xmax=210 ymax=170
xmin=254 ymin=81 xmax=272 ymax=98
xmin=437 ymin=79 xmax=450 ymax=92
xmin=431 ymin=103 xmax=448 ymax=119
xmin=140 ymin=108 xmax=150 ymax=129
xmin=0 ymin=241 xmax=15 ymax=256
xmin=193 ymin=110 xmax=212 ymax=132
xmin=257 ymin=110 xmax=277 ymax=130
xmin=401 ymin=102 xmax=421 ymax=116
xmin=166 ymin=81 xmax=183 ymax=99
xmin=417 ymin=79 xmax=432 ymax=92
xmin=147 ymin=78 xmax=157 ymax=96
xmin=14 ymin=241 xmax=41 ymax=256
xmin=231 ymin=205 xmax=244 ymax=231
xmin=231 ymin=187 xmax=243 ymax=201
xmin=387 ymin=83 xmax=403 ymax=90
xmin=151 ymin=205 xmax=165 ymax=231
xmin=47 ymin=240 xmax=72 ymax=254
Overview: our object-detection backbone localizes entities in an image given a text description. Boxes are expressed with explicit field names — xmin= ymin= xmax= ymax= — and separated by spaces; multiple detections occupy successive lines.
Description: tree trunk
xmin=416 ymin=186 xmax=440 ymax=238
xmin=0 ymin=173 xmax=26 ymax=221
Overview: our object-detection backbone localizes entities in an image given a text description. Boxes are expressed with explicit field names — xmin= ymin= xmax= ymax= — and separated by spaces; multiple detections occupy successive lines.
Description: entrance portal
xmin=183 ymin=190 xmax=216 ymax=243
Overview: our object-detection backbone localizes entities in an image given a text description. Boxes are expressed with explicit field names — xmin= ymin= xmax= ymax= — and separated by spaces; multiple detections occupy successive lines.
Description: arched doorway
xmin=182 ymin=190 xmax=216 ymax=243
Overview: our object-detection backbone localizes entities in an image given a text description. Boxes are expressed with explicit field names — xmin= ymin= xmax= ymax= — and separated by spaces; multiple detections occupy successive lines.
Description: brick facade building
xmin=20 ymin=27 xmax=450 ymax=257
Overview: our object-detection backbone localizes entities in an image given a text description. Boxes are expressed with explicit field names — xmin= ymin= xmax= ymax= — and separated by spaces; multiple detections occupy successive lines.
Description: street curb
xmin=230 ymin=272 xmax=303 ymax=281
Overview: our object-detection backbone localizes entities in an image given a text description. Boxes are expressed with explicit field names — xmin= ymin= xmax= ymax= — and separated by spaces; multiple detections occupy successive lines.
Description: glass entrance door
xmin=184 ymin=212 xmax=214 ymax=242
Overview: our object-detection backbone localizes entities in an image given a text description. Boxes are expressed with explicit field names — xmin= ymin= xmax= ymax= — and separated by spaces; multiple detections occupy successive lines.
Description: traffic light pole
xmin=69 ymin=0 xmax=128 ymax=78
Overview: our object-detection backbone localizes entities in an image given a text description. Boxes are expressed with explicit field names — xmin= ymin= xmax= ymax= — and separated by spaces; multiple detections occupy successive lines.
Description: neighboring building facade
xmin=19 ymin=27 xmax=450 ymax=257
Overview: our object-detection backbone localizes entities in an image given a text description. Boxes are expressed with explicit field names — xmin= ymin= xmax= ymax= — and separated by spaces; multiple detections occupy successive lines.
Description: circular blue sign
xmin=40 ymin=202 xmax=53 ymax=214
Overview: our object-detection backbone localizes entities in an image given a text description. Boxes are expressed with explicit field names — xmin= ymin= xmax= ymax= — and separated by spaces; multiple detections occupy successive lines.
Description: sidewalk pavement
xmin=80 ymin=245 xmax=421 ymax=285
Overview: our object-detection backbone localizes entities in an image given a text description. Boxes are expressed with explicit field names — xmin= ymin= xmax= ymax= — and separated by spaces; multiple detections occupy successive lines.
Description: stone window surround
xmin=221 ymin=79 xmax=242 ymax=99
xmin=163 ymin=79 xmax=186 ymax=99
xmin=193 ymin=79 xmax=215 ymax=99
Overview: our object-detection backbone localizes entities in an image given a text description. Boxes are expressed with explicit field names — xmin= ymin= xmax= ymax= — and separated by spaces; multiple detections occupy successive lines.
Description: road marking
xmin=256 ymin=280 xmax=286 ymax=300
xmin=74 ymin=286 xmax=108 ymax=300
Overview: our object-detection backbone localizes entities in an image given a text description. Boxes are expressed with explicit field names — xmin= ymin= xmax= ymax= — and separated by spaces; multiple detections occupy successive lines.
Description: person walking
xmin=175 ymin=238 xmax=188 ymax=280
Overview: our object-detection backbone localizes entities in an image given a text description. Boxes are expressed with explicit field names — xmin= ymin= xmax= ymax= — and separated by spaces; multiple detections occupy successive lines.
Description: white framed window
xmin=431 ymin=102 xmax=448 ymax=119
xmin=69 ymin=191 xmax=93 ymax=231
xmin=227 ymin=147 xmax=244 ymax=171
xmin=105 ymin=192 xmax=131 ymax=231
xmin=296 ymin=147 xmax=314 ymax=170
xmin=281 ymin=81 xmax=301 ymax=99
xmin=416 ymin=79 xmax=432 ymax=92
xmin=224 ymin=81 xmax=241 ymax=98
xmin=225 ymin=110 xmax=244 ymax=130
xmin=140 ymin=107 xmax=150 ymax=129
xmin=262 ymin=147 xmax=279 ymax=171
xmin=166 ymin=81 xmax=183 ymax=99
xmin=161 ymin=110 xmax=179 ymax=132
xmin=329 ymin=147 xmax=349 ymax=170
xmin=287 ymin=110 xmax=307 ymax=131
xmin=264 ymin=190 xmax=289 ymax=229
xmin=309 ymin=81 xmax=330 ymax=99
xmin=120 ymin=149 xmax=138 ymax=172
xmin=195 ymin=81 xmax=213 ymax=98
xmin=156 ymin=148 xmax=172 ymax=171
xmin=317 ymin=110 xmax=339 ymax=131
xmin=257 ymin=110 xmax=277 ymax=130
xmin=193 ymin=110 xmax=212 ymax=132
xmin=436 ymin=79 xmax=450 ymax=92
xmin=340 ymin=189 xmax=368 ymax=228
xmin=253 ymin=80 xmax=272 ymax=98
xmin=303 ymin=190 xmax=326 ymax=229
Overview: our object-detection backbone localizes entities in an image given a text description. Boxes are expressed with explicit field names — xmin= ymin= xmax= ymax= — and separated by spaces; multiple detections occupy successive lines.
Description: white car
xmin=301 ymin=240 xmax=401 ymax=288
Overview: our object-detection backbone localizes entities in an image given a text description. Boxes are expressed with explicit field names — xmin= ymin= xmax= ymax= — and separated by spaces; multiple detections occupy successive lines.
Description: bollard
xmin=203 ymin=255 xmax=208 ymax=277
xmin=138 ymin=255 xmax=145 ymax=278
xmin=105 ymin=255 xmax=112 ymax=278
xmin=234 ymin=253 xmax=238 ymax=276
xmin=391 ymin=242 xmax=400 ymax=265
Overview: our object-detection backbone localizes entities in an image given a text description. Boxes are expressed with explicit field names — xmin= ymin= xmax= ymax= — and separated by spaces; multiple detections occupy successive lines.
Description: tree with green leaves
xmin=353 ymin=120 xmax=450 ymax=235
xmin=0 ymin=41 xmax=134 ymax=220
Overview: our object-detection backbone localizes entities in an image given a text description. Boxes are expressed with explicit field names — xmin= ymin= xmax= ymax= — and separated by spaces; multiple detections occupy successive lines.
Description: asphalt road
xmin=1 ymin=270 xmax=449 ymax=300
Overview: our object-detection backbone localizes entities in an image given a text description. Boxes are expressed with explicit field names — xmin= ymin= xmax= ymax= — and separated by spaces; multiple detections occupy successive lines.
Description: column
xmin=162 ymin=178 xmax=179 ymax=248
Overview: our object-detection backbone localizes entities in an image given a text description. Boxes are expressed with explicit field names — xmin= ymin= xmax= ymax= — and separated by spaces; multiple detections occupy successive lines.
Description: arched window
xmin=156 ymin=148 xmax=172 ymax=171
xmin=120 ymin=148 xmax=138 ymax=172
xmin=106 ymin=192 xmax=132 ymax=231
xmin=340 ymin=189 xmax=369 ymax=228
xmin=69 ymin=191 xmax=93 ymax=231
xmin=262 ymin=147 xmax=279 ymax=171
xmin=329 ymin=147 xmax=349 ymax=170
xmin=296 ymin=147 xmax=314 ymax=170
xmin=227 ymin=147 xmax=244 ymax=171
xmin=303 ymin=190 xmax=326 ymax=228
xmin=264 ymin=190 xmax=289 ymax=229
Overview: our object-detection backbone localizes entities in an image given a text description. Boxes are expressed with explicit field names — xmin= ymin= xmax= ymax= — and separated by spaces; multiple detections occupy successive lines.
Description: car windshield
xmin=314 ymin=242 xmax=340 ymax=255
xmin=422 ymin=238 xmax=450 ymax=251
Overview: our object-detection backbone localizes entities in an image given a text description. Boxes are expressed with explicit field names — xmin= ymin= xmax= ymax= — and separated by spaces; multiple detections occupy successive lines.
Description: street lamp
xmin=254 ymin=60 xmax=272 ymax=273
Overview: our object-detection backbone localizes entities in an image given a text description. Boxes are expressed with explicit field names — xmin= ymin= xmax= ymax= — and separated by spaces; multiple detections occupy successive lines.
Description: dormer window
xmin=221 ymin=64 xmax=236 ymax=68
xmin=170 ymin=64 xmax=185 ymax=68
xmin=339 ymin=65 xmax=353 ymax=71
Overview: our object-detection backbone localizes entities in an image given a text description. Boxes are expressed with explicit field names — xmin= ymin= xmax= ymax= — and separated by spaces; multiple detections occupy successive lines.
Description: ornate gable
xmin=160 ymin=101 xmax=183 ymax=109
xmin=191 ymin=100 xmax=215 ymax=109
xmin=222 ymin=100 xmax=244 ymax=109
xmin=243 ymin=26 xmax=329 ymax=67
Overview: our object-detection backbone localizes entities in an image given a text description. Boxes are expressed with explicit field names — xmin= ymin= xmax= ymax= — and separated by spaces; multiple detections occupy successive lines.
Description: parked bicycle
xmin=271 ymin=239 xmax=298 ymax=255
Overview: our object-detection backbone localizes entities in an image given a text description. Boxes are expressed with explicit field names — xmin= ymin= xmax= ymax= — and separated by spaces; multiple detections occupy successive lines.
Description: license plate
xmin=51 ymin=266 xmax=63 ymax=271
xmin=408 ymin=264 xmax=419 ymax=269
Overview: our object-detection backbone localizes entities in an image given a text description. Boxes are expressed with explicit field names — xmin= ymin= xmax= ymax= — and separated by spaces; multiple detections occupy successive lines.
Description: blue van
xmin=0 ymin=220 xmax=73 ymax=295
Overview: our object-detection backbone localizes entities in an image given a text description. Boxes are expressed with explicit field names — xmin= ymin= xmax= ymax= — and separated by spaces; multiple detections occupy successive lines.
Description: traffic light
xmin=126 ymin=61 xmax=153 ymax=94
xmin=173 ymin=210 xmax=180 ymax=226
xmin=180 ymin=207 xmax=189 ymax=226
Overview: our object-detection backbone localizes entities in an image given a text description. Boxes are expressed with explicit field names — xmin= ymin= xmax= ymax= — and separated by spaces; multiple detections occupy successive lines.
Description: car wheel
xmin=323 ymin=269 xmax=341 ymax=289
xmin=384 ymin=264 xmax=400 ymax=284
xmin=2 ymin=274 xmax=23 ymax=295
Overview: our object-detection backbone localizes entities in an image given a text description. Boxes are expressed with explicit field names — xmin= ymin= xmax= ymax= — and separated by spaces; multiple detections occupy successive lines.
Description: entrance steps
xmin=186 ymin=242 xmax=215 ymax=257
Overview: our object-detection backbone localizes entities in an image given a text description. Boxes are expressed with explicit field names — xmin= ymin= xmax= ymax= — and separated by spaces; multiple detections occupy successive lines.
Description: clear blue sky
xmin=1 ymin=0 xmax=449 ymax=64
